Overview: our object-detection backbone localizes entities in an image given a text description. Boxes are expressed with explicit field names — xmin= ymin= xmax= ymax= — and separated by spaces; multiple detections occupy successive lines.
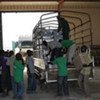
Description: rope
xmin=58 ymin=0 xmax=65 ymax=13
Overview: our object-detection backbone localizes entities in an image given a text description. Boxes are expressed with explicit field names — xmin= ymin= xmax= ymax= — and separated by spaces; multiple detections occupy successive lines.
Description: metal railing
xmin=32 ymin=10 xmax=93 ymax=57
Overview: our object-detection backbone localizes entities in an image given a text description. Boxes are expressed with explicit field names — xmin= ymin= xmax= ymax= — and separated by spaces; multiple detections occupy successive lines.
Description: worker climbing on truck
xmin=59 ymin=39 xmax=76 ymax=64
xmin=57 ymin=16 xmax=70 ymax=40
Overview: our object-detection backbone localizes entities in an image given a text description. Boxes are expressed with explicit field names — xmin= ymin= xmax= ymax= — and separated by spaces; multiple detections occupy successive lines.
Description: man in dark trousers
xmin=53 ymin=48 xmax=69 ymax=96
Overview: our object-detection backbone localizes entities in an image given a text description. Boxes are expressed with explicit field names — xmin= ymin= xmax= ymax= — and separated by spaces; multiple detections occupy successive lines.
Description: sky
xmin=2 ymin=12 xmax=47 ymax=50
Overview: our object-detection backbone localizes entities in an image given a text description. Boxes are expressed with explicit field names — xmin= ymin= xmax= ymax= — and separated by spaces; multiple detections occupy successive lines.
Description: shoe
xmin=0 ymin=89 xmax=2 ymax=93
xmin=64 ymin=92 xmax=69 ymax=96
xmin=57 ymin=93 xmax=63 ymax=96
xmin=19 ymin=96 xmax=23 ymax=100
xmin=26 ymin=90 xmax=37 ymax=94
xmin=13 ymin=98 xmax=18 ymax=100
xmin=30 ymin=91 xmax=37 ymax=94
xmin=6 ymin=92 xmax=9 ymax=96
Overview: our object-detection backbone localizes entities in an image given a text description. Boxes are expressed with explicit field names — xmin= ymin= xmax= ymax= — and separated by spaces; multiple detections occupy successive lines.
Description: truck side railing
xmin=32 ymin=10 xmax=93 ymax=83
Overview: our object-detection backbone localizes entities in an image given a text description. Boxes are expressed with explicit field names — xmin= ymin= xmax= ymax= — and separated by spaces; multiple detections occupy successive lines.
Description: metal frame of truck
xmin=32 ymin=10 xmax=93 ymax=83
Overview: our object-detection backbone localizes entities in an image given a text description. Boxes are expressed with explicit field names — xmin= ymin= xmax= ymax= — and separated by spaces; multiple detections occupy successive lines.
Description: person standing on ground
xmin=1 ymin=51 xmax=11 ymax=97
xmin=13 ymin=53 xmax=25 ymax=100
xmin=8 ymin=50 xmax=16 ymax=98
xmin=79 ymin=45 xmax=93 ymax=97
xmin=26 ymin=50 xmax=37 ymax=94
xmin=53 ymin=48 xmax=69 ymax=96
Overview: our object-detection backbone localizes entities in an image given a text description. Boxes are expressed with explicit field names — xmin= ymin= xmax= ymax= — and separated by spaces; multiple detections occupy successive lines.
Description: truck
xmin=17 ymin=35 xmax=33 ymax=56
xmin=32 ymin=11 xmax=94 ymax=85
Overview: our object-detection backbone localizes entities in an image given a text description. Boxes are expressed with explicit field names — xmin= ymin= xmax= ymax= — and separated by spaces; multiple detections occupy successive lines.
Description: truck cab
xmin=18 ymin=36 xmax=33 ymax=56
